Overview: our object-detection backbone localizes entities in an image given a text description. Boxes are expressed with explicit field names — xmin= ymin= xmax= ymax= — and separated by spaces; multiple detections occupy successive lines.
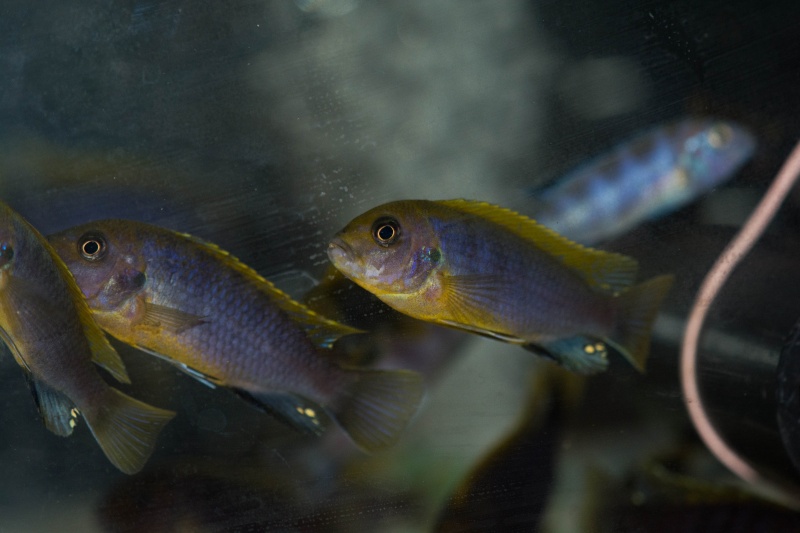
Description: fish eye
xmin=0 ymin=243 xmax=13 ymax=268
xmin=78 ymin=232 xmax=107 ymax=262
xmin=372 ymin=217 xmax=401 ymax=246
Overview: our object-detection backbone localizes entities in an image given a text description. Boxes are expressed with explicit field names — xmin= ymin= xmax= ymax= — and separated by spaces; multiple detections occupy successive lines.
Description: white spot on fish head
xmin=364 ymin=263 xmax=386 ymax=282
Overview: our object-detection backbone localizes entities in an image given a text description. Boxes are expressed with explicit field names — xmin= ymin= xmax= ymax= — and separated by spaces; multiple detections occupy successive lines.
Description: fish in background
xmin=328 ymin=199 xmax=673 ymax=374
xmin=49 ymin=220 xmax=424 ymax=452
xmin=0 ymin=201 xmax=174 ymax=474
xmin=604 ymin=451 xmax=800 ymax=533
xmin=532 ymin=118 xmax=756 ymax=245
xmin=435 ymin=364 xmax=582 ymax=532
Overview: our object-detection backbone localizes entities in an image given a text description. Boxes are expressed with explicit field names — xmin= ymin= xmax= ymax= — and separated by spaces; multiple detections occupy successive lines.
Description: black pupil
xmin=83 ymin=240 xmax=100 ymax=256
xmin=377 ymin=225 xmax=395 ymax=241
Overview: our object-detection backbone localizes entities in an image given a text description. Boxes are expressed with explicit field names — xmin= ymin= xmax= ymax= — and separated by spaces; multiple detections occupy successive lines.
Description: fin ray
xmin=28 ymin=378 xmax=78 ymax=437
xmin=329 ymin=368 xmax=424 ymax=452
xmin=142 ymin=302 xmax=207 ymax=334
xmin=85 ymin=330 xmax=130 ymax=385
xmin=437 ymin=273 xmax=521 ymax=336
xmin=84 ymin=387 xmax=175 ymax=475
xmin=606 ymin=274 xmax=675 ymax=371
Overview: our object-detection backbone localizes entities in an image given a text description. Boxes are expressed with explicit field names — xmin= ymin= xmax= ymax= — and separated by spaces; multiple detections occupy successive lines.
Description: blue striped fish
xmin=533 ymin=119 xmax=756 ymax=244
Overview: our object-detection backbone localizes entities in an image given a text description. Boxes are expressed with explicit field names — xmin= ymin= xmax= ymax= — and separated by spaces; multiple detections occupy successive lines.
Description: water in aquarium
xmin=1 ymin=1 xmax=800 ymax=532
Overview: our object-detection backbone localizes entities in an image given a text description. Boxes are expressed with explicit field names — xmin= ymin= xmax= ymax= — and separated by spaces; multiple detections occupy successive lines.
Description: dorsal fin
xmin=179 ymin=233 xmax=364 ymax=347
xmin=437 ymin=199 xmax=638 ymax=293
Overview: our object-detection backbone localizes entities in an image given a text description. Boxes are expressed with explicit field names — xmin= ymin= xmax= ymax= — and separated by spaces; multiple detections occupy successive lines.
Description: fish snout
xmin=327 ymin=236 xmax=363 ymax=278
xmin=327 ymin=236 xmax=352 ymax=261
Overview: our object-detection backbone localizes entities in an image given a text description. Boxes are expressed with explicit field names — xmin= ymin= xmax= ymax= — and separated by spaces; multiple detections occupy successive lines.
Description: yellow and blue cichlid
xmin=0 ymin=201 xmax=174 ymax=474
xmin=48 ymin=220 xmax=424 ymax=452
xmin=327 ymin=199 xmax=674 ymax=374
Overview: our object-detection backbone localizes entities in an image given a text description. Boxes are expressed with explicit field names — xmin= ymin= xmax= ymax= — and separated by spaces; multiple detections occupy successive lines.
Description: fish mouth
xmin=327 ymin=237 xmax=357 ymax=271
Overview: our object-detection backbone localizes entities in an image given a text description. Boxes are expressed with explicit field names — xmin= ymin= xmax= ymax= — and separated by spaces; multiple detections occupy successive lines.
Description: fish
xmin=532 ymin=118 xmax=756 ymax=244
xmin=435 ymin=364 xmax=578 ymax=532
xmin=0 ymin=202 xmax=174 ymax=474
xmin=48 ymin=220 xmax=424 ymax=452
xmin=328 ymin=199 xmax=674 ymax=374
xmin=608 ymin=452 xmax=800 ymax=533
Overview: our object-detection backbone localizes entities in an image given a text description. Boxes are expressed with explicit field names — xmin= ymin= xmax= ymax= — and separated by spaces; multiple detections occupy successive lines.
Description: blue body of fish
xmin=533 ymin=118 xmax=756 ymax=244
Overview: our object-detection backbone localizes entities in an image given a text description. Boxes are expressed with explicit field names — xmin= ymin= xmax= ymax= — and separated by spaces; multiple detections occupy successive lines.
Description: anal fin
xmin=233 ymin=390 xmax=326 ymax=437
xmin=28 ymin=378 xmax=79 ymax=437
xmin=527 ymin=336 xmax=610 ymax=375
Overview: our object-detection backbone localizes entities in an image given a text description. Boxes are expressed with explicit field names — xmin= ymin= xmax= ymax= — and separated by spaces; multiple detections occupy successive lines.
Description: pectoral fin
xmin=142 ymin=302 xmax=207 ymax=334
xmin=434 ymin=273 xmax=521 ymax=339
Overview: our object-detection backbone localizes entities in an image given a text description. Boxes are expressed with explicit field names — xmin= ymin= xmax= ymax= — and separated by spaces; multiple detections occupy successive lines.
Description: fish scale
xmin=433 ymin=213 xmax=612 ymax=339
xmin=146 ymin=242 xmax=328 ymax=395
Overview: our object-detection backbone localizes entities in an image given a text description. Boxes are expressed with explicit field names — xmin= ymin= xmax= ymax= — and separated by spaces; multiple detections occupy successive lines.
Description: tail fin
xmin=328 ymin=369 xmax=424 ymax=452
xmin=607 ymin=274 xmax=674 ymax=372
xmin=84 ymin=387 xmax=176 ymax=474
